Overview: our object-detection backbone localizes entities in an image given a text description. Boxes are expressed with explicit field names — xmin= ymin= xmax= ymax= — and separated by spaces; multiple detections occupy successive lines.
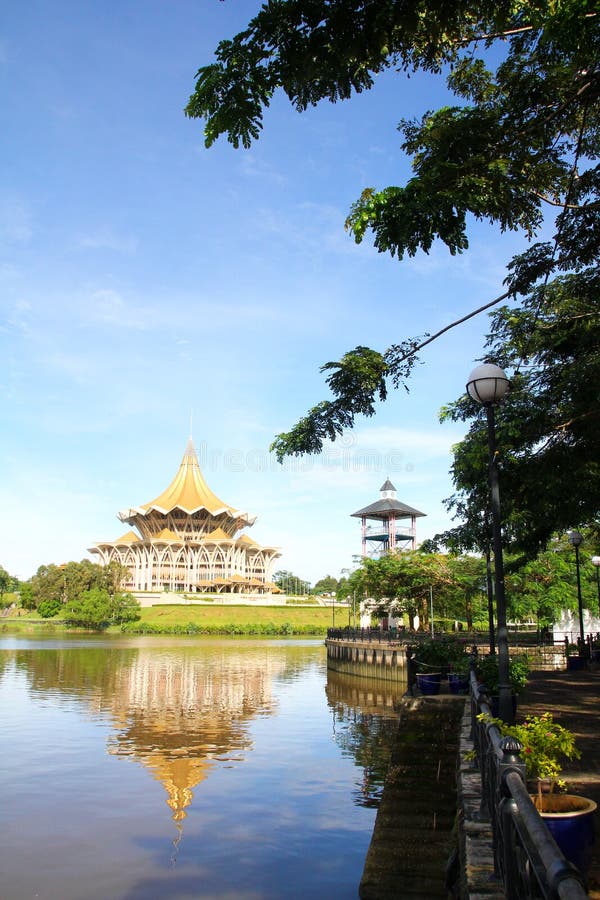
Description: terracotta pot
xmin=532 ymin=794 xmax=597 ymax=875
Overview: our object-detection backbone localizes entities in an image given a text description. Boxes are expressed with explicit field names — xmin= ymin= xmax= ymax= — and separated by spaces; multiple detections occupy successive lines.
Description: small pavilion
xmin=351 ymin=478 xmax=426 ymax=557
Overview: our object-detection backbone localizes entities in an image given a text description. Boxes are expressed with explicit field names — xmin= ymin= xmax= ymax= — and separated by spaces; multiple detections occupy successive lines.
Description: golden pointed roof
xmin=140 ymin=439 xmax=233 ymax=514
xmin=118 ymin=440 xmax=256 ymax=529
xmin=111 ymin=530 xmax=141 ymax=544
xmin=152 ymin=528 xmax=181 ymax=542
xmin=203 ymin=527 xmax=233 ymax=542
xmin=237 ymin=534 xmax=259 ymax=547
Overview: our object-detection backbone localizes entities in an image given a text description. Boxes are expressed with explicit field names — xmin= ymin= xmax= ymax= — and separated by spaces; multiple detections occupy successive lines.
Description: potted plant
xmin=494 ymin=712 xmax=596 ymax=875
xmin=566 ymin=641 xmax=587 ymax=671
xmin=476 ymin=654 xmax=529 ymax=717
xmin=412 ymin=638 xmax=468 ymax=695
xmin=447 ymin=653 xmax=471 ymax=695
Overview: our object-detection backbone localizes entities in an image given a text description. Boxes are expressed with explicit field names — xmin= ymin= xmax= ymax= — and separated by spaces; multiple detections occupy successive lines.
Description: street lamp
xmin=466 ymin=363 xmax=512 ymax=723
xmin=592 ymin=556 xmax=600 ymax=615
xmin=568 ymin=530 xmax=585 ymax=648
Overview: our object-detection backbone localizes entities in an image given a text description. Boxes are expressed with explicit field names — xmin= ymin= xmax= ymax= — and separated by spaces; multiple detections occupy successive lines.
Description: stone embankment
xmin=359 ymin=693 xmax=464 ymax=898
xmin=362 ymin=668 xmax=600 ymax=899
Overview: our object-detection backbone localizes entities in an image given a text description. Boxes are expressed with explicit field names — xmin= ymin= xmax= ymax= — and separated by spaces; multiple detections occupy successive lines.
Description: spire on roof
xmin=380 ymin=478 xmax=397 ymax=499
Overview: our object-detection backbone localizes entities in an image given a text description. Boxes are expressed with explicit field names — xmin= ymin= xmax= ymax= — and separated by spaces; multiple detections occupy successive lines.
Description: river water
xmin=0 ymin=635 xmax=405 ymax=900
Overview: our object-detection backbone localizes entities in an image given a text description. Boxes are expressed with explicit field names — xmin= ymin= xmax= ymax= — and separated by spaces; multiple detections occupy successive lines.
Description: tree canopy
xmin=188 ymin=1 xmax=599 ymax=551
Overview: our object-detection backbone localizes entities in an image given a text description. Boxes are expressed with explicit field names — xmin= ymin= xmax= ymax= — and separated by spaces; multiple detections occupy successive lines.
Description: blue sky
xmin=1 ymin=1 xmax=529 ymax=584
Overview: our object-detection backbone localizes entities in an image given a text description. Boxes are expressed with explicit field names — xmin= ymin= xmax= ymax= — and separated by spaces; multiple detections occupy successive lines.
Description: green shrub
xmin=38 ymin=598 xmax=63 ymax=619
xmin=476 ymin=653 xmax=529 ymax=694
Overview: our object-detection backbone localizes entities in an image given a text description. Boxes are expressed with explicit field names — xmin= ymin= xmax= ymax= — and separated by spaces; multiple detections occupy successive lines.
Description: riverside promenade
xmin=518 ymin=667 xmax=600 ymax=898
xmin=361 ymin=663 xmax=600 ymax=898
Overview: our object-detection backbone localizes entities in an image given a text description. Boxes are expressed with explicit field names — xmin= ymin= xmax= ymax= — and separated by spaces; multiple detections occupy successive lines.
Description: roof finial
xmin=189 ymin=408 xmax=193 ymax=442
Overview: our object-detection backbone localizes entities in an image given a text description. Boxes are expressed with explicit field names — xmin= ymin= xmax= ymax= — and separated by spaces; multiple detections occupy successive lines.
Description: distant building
xmin=351 ymin=478 xmax=426 ymax=557
xmin=90 ymin=440 xmax=280 ymax=594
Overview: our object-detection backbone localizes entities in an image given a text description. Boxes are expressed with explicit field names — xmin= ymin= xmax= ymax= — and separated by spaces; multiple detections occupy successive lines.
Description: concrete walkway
xmin=518 ymin=667 xmax=600 ymax=898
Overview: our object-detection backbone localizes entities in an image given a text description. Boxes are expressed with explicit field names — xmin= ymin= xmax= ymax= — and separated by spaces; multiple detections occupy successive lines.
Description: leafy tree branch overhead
xmin=187 ymin=1 xmax=600 ymax=547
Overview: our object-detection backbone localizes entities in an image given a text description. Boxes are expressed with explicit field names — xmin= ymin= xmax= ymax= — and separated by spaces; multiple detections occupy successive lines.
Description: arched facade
xmin=90 ymin=440 xmax=280 ymax=594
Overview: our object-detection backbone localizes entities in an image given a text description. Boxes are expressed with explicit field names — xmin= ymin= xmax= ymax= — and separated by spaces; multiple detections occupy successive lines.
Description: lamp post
xmin=568 ymin=530 xmax=585 ymax=648
xmin=466 ymin=363 xmax=512 ymax=722
xmin=591 ymin=556 xmax=600 ymax=616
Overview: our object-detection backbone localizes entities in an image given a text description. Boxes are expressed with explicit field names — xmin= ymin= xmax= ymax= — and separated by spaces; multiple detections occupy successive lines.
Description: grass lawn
xmin=137 ymin=604 xmax=335 ymax=632
xmin=0 ymin=602 xmax=341 ymax=635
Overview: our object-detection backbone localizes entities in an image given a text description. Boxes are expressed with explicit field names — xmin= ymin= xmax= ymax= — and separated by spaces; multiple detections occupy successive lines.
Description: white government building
xmin=90 ymin=440 xmax=281 ymax=597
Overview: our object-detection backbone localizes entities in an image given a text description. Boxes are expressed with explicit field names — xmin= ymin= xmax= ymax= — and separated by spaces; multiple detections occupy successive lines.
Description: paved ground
xmin=518 ymin=666 xmax=600 ymax=897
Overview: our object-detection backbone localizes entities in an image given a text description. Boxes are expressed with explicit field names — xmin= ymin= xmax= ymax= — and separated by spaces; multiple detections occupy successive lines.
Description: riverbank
xmin=360 ymin=693 xmax=464 ymax=898
xmin=0 ymin=603 xmax=333 ymax=635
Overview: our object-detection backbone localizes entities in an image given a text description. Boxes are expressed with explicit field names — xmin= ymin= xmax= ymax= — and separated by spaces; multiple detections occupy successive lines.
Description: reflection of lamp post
xmin=568 ymin=530 xmax=585 ymax=647
xmin=466 ymin=363 xmax=512 ymax=723
xmin=591 ymin=557 xmax=600 ymax=616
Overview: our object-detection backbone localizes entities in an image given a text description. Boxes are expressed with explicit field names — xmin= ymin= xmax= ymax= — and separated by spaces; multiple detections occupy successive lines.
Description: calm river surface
xmin=0 ymin=635 xmax=405 ymax=900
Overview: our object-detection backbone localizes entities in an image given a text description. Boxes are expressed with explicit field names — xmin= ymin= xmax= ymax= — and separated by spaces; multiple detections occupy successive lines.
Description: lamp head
xmin=568 ymin=530 xmax=583 ymax=548
xmin=466 ymin=363 xmax=510 ymax=406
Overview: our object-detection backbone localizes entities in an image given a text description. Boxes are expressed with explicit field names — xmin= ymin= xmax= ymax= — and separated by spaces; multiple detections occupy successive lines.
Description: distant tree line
xmin=334 ymin=533 xmax=600 ymax=632
xmin=4 ymin=559 xmax=141 ymax=630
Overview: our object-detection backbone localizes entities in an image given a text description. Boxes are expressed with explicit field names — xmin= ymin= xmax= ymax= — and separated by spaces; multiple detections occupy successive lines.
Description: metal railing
xmin=469 ymin=663 xmax=587 ymax=898
xmin=326 ymin=627 xmax=408 ymax=643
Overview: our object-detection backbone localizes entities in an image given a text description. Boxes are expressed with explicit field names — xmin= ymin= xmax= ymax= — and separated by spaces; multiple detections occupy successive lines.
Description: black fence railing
xmin=469 ymin=663 xmax=587 ymax=899
xmin=326 ymin=626 xmax=563 ymax=646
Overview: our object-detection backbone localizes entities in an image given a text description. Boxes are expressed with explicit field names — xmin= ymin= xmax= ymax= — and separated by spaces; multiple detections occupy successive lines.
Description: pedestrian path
xmin=518 ymin=667 xmax=600 ymax=897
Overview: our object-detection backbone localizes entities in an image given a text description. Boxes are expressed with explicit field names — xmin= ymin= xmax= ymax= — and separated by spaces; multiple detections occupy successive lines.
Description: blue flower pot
xmin=536 ymin=794 xmax=597 ymax=875
xmin=567 ymin=655 xmax=586 ymax=671
xmin=448 ymin=673 xmax=469 ymax=695
xmin=416 ymin=673 xmax=442 ymax=695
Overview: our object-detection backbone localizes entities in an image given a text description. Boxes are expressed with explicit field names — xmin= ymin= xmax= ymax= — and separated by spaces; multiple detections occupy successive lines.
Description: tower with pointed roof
xmin=351 ymin=479 xmax=425 ymax=557
xmin=90 ymin=440 xmax=280 ymax=594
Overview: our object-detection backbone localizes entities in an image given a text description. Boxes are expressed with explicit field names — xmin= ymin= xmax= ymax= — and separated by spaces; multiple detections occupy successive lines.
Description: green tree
xmin=357 ymin=551 xmax=454 ymax=629
xmin=445 ymin=554 xmax=487 ymax=630
xmin=187 ymin=1 xmax=599 ymax=472
xmin=273 ymin=569 xmax=311 ymax=594
xmin=0 ymin=566 xmax=12 ymax=605
xmin=63 ymin=587 xmax=113 ymax=629
xmin=441 ymin=278 xmax=600 ymax=556
xmin=111 ymin=591 xmax=141 ymax=625
xmin=311 ymin=574 xmax=339 ymax=595
xmin=25 ymin=560 xmax=129 ymax=611
xmin=18 ymin=582 xmax=36 ymax=610
xmin=63 ymin=588 xmax=140 ymax=630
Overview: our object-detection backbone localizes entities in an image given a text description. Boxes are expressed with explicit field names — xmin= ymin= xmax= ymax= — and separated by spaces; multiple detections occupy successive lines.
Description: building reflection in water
xmin=12 ymin=645 xmax=288 ymax=835
xmin=326 ymin=670 xmax=407 ymax=808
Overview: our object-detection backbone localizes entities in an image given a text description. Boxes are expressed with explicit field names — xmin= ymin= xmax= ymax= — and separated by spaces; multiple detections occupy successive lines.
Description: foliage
xmin=25 ymin=560 xmax=129 ymax=610
xmin=0 ymin=565 xmax=15 ymax=601
xmin=488 ymin=712 xmax=581 ymax=793
xmin=346 ymin=550 xmax=490 ymax=628
xmin=63 ymin=588 xmax=140 ymax=630
xmin=121 ymin=620 xmax=326 ymax=636
xmin=411 ymin=637 xmax=469 ymax=673
xmin=37 ymin=598 xmax=64 ymax=619
xmin=441 ymin=280 xmax=600 ymax=557
xmin=476 ymin=653 xmax=529 ymax=694
xmin=311 ymin=574 xmax=339 ymax=595
xmin=273 ymin=569 xmax=311 ymax=594
xmin=18 ymin=583 xmax=36 ymax=610
xmin=187 ymin=1 xmax=600 ymax=470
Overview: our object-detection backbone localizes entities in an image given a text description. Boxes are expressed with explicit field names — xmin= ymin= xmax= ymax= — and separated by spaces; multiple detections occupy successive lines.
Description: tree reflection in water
xmin=326 ymin=670 xmax=405 ymax=808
